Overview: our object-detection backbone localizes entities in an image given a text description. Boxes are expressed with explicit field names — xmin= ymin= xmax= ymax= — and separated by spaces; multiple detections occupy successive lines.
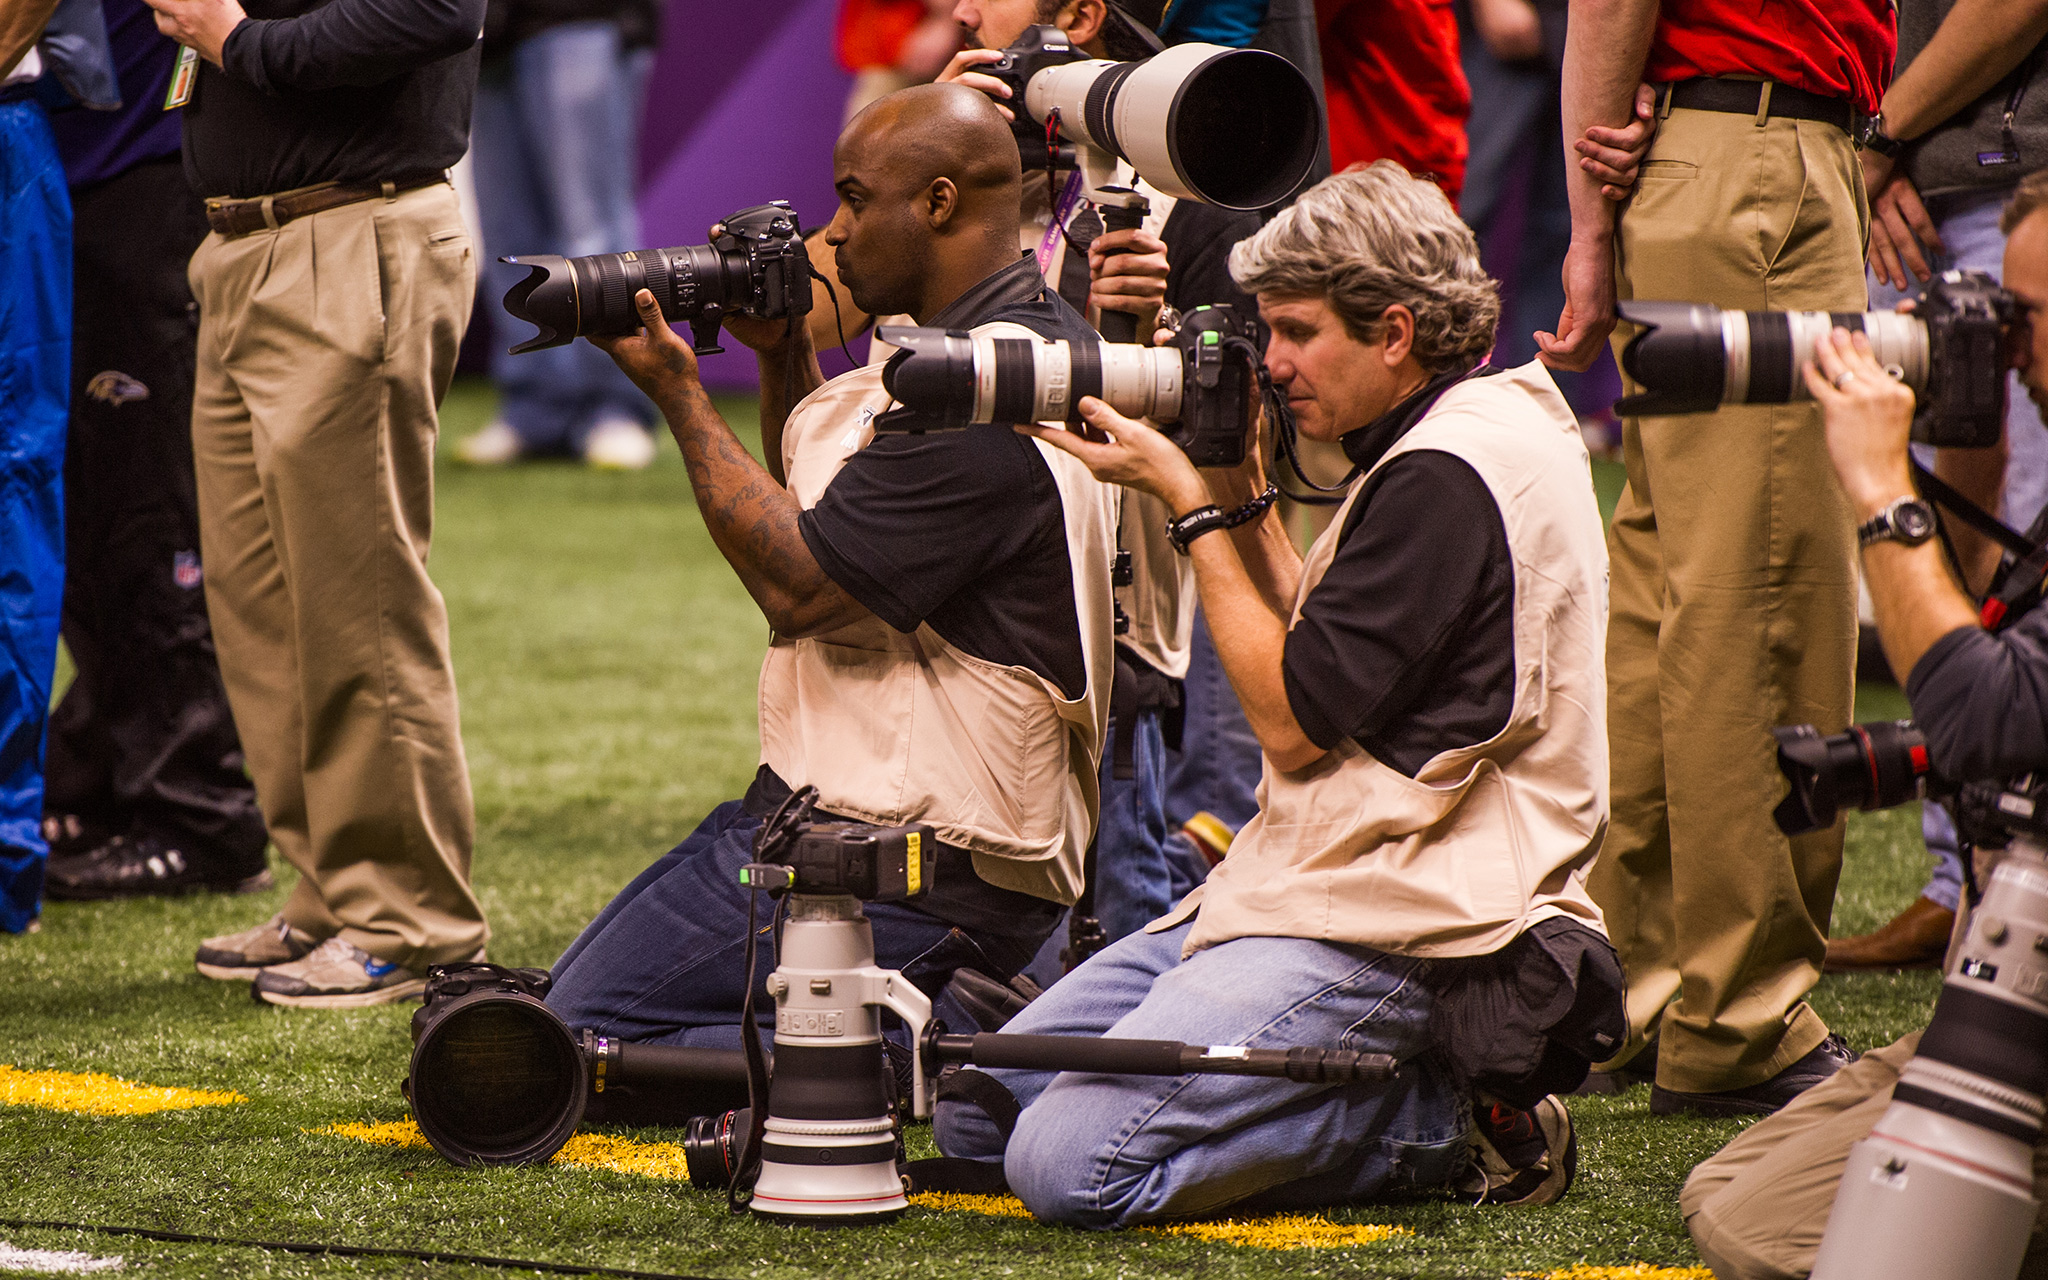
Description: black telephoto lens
xmin=1773 ymin=720 xmax=1935 ymax=835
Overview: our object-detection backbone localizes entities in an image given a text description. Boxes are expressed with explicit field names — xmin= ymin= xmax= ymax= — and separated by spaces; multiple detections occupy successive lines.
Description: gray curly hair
xmin=1229 ymin=161 xmax=1500 ymax=373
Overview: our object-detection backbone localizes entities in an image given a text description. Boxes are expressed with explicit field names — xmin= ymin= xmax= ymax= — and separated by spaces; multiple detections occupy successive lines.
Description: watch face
xmin=1896 ymin=501 xmax=1936 ymax=540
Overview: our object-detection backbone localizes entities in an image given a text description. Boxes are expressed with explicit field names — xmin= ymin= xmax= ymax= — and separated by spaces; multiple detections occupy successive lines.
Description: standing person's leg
xmin=200 ymin=185 xmax=487 ymax=998
xmin=46 ymin=159 xmax=267 ymax=899
xmin=939 ymin=923 xmax=1468 ymax=1226
xmin=1600 ymin=108 xmax=1866 ymax=1103
xmin=468 ymin=57 xmax=581 ymax=458
xmin=0 ymin=100 xmax=71 ymax=933
xmin=189 ymin=224 xmax=335 ymax=969
xmin=516 ymin=20 xmax=657 ymax=459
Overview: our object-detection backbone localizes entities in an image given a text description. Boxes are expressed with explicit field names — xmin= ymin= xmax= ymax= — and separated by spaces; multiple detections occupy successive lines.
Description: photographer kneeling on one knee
xmin=932 ymin=161 xmax=1627 ymax=1226
xmin=543 ymin=83 xmax=1116 ymax=1067
xmin=1682 ymin=171 xmax=2048 ymax=1280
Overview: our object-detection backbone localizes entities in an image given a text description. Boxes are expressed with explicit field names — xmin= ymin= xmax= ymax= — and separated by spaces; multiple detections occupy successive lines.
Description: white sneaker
xmin=252 ymin=937 xmax=427 ymax=1008
xmin=455 ymin=420 xmax=524 ymax=466
xmin=583 ymin=416 xmax=658 ymax=471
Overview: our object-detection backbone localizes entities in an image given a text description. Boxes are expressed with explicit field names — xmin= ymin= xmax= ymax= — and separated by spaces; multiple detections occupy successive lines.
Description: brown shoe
xmin=1825 ymin=896 xmax=1953 ymax=972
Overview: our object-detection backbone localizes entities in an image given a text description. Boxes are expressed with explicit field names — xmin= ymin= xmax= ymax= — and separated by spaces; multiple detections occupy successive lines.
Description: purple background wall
xmin=635 ymin=0 xmax=861 ymax=389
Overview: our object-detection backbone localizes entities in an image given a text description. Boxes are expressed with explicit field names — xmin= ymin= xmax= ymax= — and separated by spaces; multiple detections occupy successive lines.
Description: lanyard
xmin=1034 ymin=168 xmax=1088 ymax=276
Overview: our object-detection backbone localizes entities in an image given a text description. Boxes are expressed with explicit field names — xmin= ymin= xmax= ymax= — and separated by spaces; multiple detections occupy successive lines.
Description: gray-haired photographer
xmin=1679 ymin=171 xmax=2048 ymax=1280
xmin=921 ymin=161 xmax=1626 ymax=1225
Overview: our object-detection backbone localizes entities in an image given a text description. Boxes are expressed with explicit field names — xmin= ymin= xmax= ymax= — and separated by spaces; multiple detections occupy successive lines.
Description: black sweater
xmin=182 ymin=0 xmax=485 ymax=198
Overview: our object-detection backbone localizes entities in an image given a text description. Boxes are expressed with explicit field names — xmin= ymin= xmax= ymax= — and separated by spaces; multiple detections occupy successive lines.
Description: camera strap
xmin=1911 ymin=460 xmax=2048 ymax=631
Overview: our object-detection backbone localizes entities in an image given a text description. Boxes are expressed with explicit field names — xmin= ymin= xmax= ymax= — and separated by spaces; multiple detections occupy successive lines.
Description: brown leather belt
xmin=204 ymin=170 xmax=450 ymax=237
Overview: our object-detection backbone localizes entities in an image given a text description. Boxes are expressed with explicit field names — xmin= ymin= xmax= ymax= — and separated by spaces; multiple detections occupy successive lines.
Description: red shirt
xmin=837 ymin=0 xmax=926 ymax=72
xmin=1316 ymin=0 xmax=1469 ymax=203
xmin=1647 ymin=0 xmax=1896 ymax=117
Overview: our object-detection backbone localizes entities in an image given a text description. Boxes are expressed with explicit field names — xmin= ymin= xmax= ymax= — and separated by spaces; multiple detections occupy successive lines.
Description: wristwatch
xmin=1857 ymin=496 xmax=1937 ymax=548
xmin=1855 ymin=111 xmax=1905 ymax=159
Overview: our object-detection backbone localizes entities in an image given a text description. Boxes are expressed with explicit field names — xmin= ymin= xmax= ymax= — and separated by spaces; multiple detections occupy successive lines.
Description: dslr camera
xmin=874 ymin=304 xmax=1261 ymax=466
xmin=1614 ymin=269 xmax=2016 ymax=448
xmin=500 ymin=201 xmax=812 ymax=356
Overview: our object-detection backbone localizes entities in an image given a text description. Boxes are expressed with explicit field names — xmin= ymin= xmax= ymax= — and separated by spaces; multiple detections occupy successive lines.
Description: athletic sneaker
xmin=46 ymin=833 xmax=272 ymax=901
xmin=1463 ymin=1094 xmax=1577 ymax=1206
xmin=454 ymin=420 xmax=523 ymax=466
xmin=195 ymin=913 xmax=321 ymax=981
xmin=251 ymin=937 xmax=429 ymax=1008
xmin=583 ymin=416 xmax=657 ymax=471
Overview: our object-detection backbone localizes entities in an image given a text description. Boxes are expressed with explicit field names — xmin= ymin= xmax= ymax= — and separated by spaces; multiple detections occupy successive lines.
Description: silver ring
xmin=1832 ymin=370 xmax=1857 ymax=390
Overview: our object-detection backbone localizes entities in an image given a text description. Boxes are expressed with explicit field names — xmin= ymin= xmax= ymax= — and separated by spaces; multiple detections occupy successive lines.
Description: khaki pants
xmin=188 ymin=181 xmax=486 ymax=971
xmin=1683 ymin=1031 xmax=2048 ymax=1280
xmin=1586 ymin=104 xmax=1866 ymax=1091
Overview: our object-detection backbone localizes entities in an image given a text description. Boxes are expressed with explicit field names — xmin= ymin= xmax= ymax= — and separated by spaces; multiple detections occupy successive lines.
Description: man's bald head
xmin=825 ymin=84 xmax=1027 ymax=321
xmin=842 ymin=82 xmax=1023 ymax=212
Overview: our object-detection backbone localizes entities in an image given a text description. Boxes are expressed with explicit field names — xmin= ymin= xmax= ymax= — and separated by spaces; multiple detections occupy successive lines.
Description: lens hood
xmin=407 ymin=983 xmax=587 ymax=1167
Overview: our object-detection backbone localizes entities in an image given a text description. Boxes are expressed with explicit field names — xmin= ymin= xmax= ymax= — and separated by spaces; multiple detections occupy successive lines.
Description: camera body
xmin=1615 ymin=269 xmax=2016 ymax=448
xmin=774 ymin=820 xmax=936 ymax=902
xmin=873 ymin=303 xmax=1260 ymax=466
xmin=500 ymin=201 xmax=812 ymax=356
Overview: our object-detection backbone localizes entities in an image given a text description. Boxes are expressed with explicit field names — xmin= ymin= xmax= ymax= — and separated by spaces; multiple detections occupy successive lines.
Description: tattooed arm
xmin=593 ymin=289 xmax=869 ymax=638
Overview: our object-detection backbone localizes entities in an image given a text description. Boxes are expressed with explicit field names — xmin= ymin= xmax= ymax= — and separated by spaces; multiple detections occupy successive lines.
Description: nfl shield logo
xmin=173 ymin=551 xmax=203 ymax=589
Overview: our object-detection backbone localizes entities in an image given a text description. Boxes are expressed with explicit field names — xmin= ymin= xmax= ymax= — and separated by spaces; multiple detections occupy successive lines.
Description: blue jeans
xmin=471 ymin=22 xmax=655 ymax=454
xmin=549 ymin=798 xmax=1049 ymax=1046
xmin=0 ymin=100 xmax=70 ymax=933
xmin=1866 ymin=187 xmax=2048 ymax=913
xmin=936 ymin=922 xmax=1471 ymax=1228
xmin=1162 ymin=609 xmax=1262 ymax=835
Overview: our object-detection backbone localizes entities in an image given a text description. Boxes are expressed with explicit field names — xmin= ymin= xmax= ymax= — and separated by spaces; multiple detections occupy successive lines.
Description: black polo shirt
xmin=1280 ymin=369 xmax=1518 ymax=777
xmin=799 ymin=255 xmax=1099 ymax=699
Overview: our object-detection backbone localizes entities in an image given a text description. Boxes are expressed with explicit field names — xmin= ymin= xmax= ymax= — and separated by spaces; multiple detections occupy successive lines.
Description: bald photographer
xmin=543 ymin=84 xmax=1118 ymax=1054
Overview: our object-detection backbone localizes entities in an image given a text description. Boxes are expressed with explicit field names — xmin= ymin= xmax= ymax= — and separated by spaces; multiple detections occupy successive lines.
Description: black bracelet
xmin=1166 ymin=504 xmax=1229 ymax=554
xmin=1165 ymin=484 xmax=1281 ymax=555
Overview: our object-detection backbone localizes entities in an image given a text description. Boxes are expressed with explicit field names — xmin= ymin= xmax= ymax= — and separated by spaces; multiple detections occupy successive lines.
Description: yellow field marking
xmin=0 ymin=1064 xmax=245 ymax=1116
xmin=909 ymin=1191 xmax=1409 ymax=1248
xmin=1511 ymin=1266 xmax=1715 ymax=1280
xmin=326 ymin=1123 xmax=1422 ymax=1250
xmin=318 ymin=1120 xmax=694 ymax=1180
xmin=908 ymin=1191 xmax=1035 ymax=1219
xmin=1148 ymin=1216 xmax=1411 ymax=1248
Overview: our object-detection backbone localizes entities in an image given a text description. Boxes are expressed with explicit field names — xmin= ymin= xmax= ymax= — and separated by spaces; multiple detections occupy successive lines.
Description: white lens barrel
xmin=964 ymin=333 xmax=1183 ymax=424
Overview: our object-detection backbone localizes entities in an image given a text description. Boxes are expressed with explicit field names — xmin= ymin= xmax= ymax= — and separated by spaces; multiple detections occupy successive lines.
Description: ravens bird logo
xmin=86 ymin=371 xmax=150 ymax=405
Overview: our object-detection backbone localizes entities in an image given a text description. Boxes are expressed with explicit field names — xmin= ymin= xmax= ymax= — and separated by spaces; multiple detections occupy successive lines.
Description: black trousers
xmin=44 ymin=157 xmax=266 ymax=872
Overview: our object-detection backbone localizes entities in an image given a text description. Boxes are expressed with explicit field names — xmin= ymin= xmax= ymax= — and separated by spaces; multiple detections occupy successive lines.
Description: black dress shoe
xmin=1649 ymin=1034 xmax=1857 ymax=1117
xmin=45 ymin=834 xmax=272 ymax=902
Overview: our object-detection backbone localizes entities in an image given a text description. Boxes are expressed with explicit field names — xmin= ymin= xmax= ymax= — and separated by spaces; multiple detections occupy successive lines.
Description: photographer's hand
xmin=594 ymin=291 xmax=867 ymax=637
xmin=1022 ymin=397 xmax=1323 ymax=770
xmin=1806 ymin=326 xmax=1979 ymax=680
xmin=935 ymin=48 xmax=1015 ymax=121
xmin=143 ymin=0 xmax=244 ymax=67
xmin=1088 ymin=228 xmax=1170 ymax=338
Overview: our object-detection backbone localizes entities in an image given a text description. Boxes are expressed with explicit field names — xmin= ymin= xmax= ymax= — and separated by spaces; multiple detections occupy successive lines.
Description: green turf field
xmin=0 ymin=380 xmax=1942 ymax=1279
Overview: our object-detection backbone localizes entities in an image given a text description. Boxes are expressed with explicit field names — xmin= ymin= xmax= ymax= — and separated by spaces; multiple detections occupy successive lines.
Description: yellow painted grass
xmin=319 ymin=1120 xmax=693 ymax=1180
xmin=0 ymin=1064 xmax=245 ymax=1115
xmin=1511 ymin=1267 xmax=1716 ymax=1280
xmin=320 ymin=1121 xmax=1697 ymax=1267
xmin=909 ymin=1191 xmax=1410 ymax=1248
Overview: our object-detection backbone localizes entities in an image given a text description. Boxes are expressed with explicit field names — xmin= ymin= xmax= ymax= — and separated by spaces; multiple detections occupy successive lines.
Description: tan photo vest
xmin=1159 ymin=362 xmax=1611 ymax=958
xmin=758 ymin=326 xmax=1120 ymax=905
xmin=869 ymin=169 xmax=1195 ymax=679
